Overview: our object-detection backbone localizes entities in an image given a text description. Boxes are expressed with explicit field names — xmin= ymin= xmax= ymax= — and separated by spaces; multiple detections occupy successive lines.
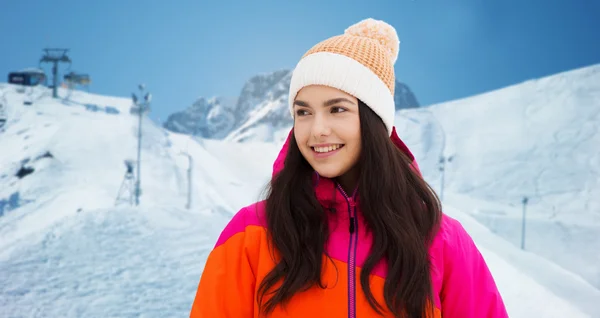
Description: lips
xmin=310 ymin=144 xmax=345 ymax=159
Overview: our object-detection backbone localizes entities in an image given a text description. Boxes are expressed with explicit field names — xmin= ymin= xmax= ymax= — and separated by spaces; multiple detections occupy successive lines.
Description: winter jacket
xmin=190 ymin=128 xmax=509 ymax=318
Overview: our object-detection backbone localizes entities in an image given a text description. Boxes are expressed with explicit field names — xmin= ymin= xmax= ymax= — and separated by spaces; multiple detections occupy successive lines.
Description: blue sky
xmin=1 ymin=0 xmax=599 ymax=123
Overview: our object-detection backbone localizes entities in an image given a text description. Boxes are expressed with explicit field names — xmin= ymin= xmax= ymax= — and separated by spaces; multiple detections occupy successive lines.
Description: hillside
xmin=395 ymin=63 xmax=600 ymax=288
xmin=0 ymin=80 xmax=598 ymax=317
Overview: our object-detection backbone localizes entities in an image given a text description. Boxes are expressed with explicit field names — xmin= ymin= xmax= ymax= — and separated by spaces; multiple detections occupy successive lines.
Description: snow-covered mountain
xmin=163 ymin=69 xmax=420 ymax=142
xmin=162 ymin=96 xmax=237 ymax=139
xmin=0 ymin=84 xmax=274 ymax=251
xmin=394 ymin=63 xmax=600 ymax=289
xmin=1 ymin=66 xmax=600 ymax=318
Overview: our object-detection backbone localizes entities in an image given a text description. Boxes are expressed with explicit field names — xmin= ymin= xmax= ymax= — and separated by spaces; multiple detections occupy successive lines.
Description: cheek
xmin=293 ymin=127 xmax=312 ymax=158
xmin=345 ymin=144 xmax=361 ymax=165
xmin=344 ymin=134 xmax=362 ymax=163
xmin=293 ymin=124 xmax=308 ymax=145
xmin=340 ymin=125 xmax=361 ymax=150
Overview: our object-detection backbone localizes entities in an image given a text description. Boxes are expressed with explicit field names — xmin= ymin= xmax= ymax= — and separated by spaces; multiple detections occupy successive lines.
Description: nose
xmin=311 ymin=112 xmax=331 ymax=138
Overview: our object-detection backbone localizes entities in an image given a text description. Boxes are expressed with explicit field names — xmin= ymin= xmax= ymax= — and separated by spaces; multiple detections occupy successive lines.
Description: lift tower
xmin=131 ymin=84 xmax=152 ymax=206
xmin=39 ymin=48 xmax=71 ymax=98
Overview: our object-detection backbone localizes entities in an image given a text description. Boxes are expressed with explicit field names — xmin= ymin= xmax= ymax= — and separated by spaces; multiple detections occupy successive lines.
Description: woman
xmin=190 ymin=18 xmax=508 ymax=318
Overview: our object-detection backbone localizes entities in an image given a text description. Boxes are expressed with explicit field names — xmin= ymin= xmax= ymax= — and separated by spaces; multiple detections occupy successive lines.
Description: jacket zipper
xmin=337 ymin=184 xmax=358 ymax=318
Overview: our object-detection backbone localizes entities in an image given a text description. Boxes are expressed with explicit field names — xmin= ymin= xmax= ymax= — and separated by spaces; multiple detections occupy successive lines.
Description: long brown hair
xmin=258 ymin=100 xmax=443 ymax=317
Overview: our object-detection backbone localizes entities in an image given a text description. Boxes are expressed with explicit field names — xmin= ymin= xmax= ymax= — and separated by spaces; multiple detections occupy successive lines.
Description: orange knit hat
xmin=288 ymin=18 xmax=400 ymax=135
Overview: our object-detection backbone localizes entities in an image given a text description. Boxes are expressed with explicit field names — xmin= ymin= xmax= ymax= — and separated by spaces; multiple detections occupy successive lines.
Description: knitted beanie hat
xmin=288 ymin=18 xmax=400 ymax=136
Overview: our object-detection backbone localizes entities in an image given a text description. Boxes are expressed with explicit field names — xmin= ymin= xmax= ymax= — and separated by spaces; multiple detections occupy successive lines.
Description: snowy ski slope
xmin=0 ymin=75 xmax=599 ymax=317
xmin=394 ymin=64 xmax=600 ymax=289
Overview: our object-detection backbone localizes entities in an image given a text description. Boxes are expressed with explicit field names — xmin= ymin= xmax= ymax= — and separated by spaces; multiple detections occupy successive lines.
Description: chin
xmin=312 ymin=165 xmax=347 ymax=179
xmin=315 ymin=170 xmax=341 ymax=179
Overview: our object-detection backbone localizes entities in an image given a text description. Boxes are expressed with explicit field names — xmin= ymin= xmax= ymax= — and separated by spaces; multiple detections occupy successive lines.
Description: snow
xmin=1 ymin=62 xmax=600 ymax=317
xmin=225 ymin=99 xmax=283 ymax=142
xmin=0 ymin=206 xmax=233 ymax=318
xmin=443 ymin=191 xmax=600 ymax=294
xmin=394 ymin=63 xmax=600 ymax=289
xmin=444 ymin=205 xmax=599 ymax=317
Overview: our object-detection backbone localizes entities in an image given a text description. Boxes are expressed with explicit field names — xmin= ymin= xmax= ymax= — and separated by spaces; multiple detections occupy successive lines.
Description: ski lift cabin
xmin=8 ymin=68 xmax=47 ymax=86
xmin=63 ymin=72 xmax=90 ymax=85
xmin=63 ymin=72 xmax=91 ymax=90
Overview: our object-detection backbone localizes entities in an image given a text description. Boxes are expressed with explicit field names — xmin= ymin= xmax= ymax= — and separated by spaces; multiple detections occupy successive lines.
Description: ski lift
xmin=8 ymin=68 xmax=47 ymax=87
xmin=38 ymin=52 xmax=71 ymax=76
xmin=38 ymin=48 xmax=71 ymax=98
xmin=63 ymin=71 xmax=91 ymax=93
xmin=63 ymin=72 xmax=90 ymax=85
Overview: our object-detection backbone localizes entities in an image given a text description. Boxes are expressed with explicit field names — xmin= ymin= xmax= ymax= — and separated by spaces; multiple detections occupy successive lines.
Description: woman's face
xmin=293 ymin=85 xmax=361 ymax=182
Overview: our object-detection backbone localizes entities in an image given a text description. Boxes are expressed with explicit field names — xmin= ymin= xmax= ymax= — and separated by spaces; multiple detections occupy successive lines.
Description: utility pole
xmin=438 ymin=155 xmax=453 ymax=202
xmin=180 ymin=152 xmax=193 ymax=209
xmin=521 ymin=196 xmax=529 ymax=250
xmin=131 ymin=84 xmax=151 ymax=206
xmin=39 ymin=48 xmax=71 ymax=98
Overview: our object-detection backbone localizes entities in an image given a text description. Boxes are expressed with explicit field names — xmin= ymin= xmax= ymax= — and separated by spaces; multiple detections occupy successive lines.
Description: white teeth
xmin=314 ymin=144 xmax=342 ymax=153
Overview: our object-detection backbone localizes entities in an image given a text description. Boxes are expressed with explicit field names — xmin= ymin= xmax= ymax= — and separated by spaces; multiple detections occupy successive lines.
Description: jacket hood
xmin=272 ymin=126 xmax=422 ymax=178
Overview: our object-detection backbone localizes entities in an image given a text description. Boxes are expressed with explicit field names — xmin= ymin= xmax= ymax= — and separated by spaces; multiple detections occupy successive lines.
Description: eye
xmin=295 ymin=109 xmax=310 ymax=116
xmin=331 ymin=106 xmax=347 ymax=113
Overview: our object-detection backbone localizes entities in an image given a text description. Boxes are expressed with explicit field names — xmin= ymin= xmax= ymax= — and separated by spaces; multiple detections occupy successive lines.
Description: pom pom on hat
xmin=344 ymin=18 xmax=400 ymax=65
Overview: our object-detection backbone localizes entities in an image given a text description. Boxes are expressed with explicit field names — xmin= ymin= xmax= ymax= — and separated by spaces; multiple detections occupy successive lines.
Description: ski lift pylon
xmin=38 ymin=48 xmax=71 ymax=98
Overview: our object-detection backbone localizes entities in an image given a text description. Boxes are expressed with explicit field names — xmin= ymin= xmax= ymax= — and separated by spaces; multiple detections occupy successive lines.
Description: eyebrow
xmin=293 ymin=97 xmax=356 ymax=108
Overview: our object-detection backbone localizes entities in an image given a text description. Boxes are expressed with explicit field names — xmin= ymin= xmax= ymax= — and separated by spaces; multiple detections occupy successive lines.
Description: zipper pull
xmin=348 ymin=197 xmax=356 ymax=207
xmin=349 ymin=217 xmax=355 ymax=233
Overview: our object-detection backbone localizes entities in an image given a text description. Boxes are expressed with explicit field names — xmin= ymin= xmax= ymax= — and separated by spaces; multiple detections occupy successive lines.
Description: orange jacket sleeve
xmin=189 ymin=208 xmax=258 ymax=317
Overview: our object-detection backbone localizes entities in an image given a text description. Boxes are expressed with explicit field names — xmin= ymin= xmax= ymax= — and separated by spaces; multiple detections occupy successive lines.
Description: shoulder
xmin=429 ymin=215 xmax=509 ymax=317
xmin=430 ymin=214 xmax=481 ymax=270
xmin=428 ymin=213 xmax=482 ymax=291
xmin=213 ymin=200 xmax=268 ymax=249
xmin=433 ymin=213 xmax=473 ymax=249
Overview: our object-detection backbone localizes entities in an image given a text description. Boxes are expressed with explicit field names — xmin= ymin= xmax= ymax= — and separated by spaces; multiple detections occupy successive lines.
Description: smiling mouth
xmin=311 ymin=144 xmax=345 ymax=153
